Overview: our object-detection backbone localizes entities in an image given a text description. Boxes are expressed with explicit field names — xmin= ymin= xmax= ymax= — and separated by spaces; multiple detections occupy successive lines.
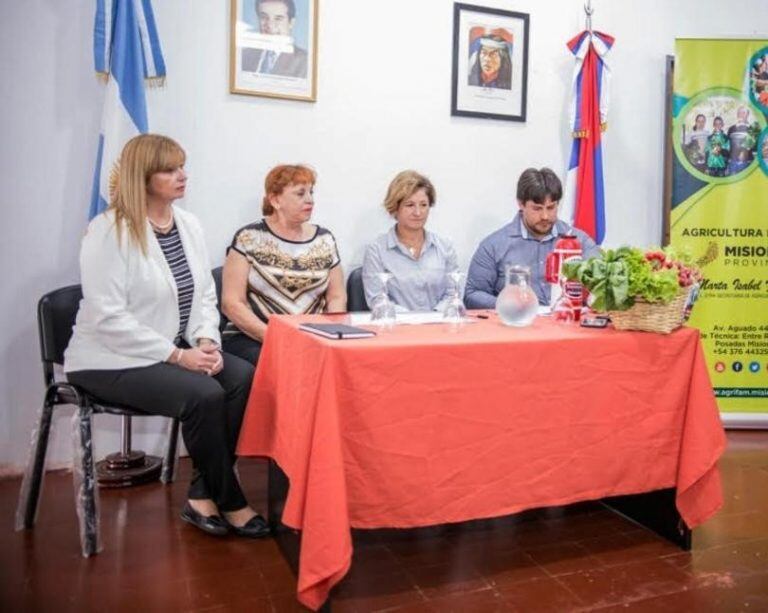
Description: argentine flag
xmin=89 ymin=0 xmax=165 ymax=219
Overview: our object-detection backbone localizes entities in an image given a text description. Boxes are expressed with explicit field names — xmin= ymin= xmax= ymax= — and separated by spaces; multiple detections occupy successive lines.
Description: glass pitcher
xmin=495 ymin=265 xmax=539 ymax=327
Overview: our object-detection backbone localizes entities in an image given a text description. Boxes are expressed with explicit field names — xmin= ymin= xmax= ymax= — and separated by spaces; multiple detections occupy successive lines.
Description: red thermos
xmin=545 ymin=233 xmax=582 ymax=284
xmin=545 ymin=233 xmax=584 ymax=319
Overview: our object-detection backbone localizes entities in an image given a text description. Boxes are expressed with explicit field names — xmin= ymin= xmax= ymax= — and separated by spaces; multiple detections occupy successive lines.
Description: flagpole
xmin=89 ymin=0 xmax=168 ymax=490
xmin=563 ymin=9 xmax=614 ymax=246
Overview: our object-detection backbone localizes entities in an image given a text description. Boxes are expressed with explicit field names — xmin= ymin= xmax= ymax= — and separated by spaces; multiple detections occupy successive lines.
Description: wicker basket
xmin=607 ymin=289 xmax=690 ymax=334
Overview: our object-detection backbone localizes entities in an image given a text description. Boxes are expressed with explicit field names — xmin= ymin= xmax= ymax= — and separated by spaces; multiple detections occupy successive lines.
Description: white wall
xmin=1 ymin=0 xmax=766 ymax=472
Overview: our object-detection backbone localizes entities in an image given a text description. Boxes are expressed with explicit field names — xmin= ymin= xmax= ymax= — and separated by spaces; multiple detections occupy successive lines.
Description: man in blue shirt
xmin=465 ymin=167 xmax=600 ymax=307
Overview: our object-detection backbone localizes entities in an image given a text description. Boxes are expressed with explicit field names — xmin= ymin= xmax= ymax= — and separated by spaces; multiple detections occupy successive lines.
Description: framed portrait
xmin=451 ymin=3 xmax=530 ymax=122
xmin=230 ymin=0 xmax=318 ymax=102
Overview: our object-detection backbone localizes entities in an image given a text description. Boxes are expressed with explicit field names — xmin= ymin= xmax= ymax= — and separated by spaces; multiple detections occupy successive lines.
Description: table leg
xmin=601 ymin=488 xmax=692 ymax=550
xmin=267 ymin=459 xmax=288 ymax=532
xmin=267 ymin=459 xmax=300 ymax=568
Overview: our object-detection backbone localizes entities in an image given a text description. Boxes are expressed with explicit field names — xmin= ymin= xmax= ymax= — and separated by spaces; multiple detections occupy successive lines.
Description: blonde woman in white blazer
xmin=64 ymin=134 xmax=268 ymax=539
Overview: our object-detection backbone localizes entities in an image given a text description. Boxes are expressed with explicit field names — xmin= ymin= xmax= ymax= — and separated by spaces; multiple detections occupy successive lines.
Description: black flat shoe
xmin=226 ymin=513 xmax=271 ymax=539
xmin=180 ymin=502 xmax=229 ymax=537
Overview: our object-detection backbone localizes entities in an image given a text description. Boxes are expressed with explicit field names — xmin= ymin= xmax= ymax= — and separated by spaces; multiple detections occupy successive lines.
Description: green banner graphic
xmin=671 ymin=38 xmax=768 ymax=413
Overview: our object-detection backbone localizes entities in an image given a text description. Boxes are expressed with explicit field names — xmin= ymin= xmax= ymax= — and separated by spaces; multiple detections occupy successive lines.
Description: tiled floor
xmin=1 ymin=430 xmax=767 ymax=612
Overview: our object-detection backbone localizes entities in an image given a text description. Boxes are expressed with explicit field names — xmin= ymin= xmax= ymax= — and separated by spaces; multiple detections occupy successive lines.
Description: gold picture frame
xmin=229 ymin=0 xmax=318 ymax=102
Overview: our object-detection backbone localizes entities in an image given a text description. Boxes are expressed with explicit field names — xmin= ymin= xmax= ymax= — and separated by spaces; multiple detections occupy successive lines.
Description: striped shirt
xmin=154 ymin=224 xmax=194 ymax=343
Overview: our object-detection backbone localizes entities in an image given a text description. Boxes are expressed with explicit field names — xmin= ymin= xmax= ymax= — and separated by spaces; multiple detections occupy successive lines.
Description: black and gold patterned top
xmin=224 ymin=220 xmax=340 ymax=336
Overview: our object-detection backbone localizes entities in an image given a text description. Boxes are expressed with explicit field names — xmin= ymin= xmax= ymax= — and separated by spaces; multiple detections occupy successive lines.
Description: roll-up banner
xmin=671 ymin=38 xmax=768 ymax=424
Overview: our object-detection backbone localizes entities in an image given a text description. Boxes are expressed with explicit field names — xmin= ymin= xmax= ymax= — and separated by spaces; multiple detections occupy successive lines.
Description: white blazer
xmin=64 ymin=206 xmax=221 ymax=373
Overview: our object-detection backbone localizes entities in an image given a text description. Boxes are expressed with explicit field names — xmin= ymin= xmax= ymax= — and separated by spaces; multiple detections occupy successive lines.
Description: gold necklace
xmin=398 ymin=233 xmax=424 ymax=257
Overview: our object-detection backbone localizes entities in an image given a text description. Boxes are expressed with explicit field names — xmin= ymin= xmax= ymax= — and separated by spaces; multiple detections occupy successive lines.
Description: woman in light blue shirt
xmin=362 ymin=170 xmax=458 ymax=311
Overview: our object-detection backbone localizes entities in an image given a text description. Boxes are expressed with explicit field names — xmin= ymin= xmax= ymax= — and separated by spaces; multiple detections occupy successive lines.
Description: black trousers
xmin=222 ymin=333 xmax=262 ymax=366
xmin=67 ymin=353 xmax=254 ymax=512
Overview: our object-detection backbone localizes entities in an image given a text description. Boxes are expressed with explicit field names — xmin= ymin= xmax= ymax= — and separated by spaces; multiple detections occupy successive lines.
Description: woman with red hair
xmin=221 ymin=164 xmax=346 ymax=364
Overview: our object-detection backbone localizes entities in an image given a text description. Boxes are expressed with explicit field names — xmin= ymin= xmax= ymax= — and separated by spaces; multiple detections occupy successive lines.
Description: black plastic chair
xmin=15 ymin=285 xmax=180 ymax=556
xmin=211 ymin=266 xmax=229 ymax=332
xmin=346 ymin=267 xmax=369 ymax=312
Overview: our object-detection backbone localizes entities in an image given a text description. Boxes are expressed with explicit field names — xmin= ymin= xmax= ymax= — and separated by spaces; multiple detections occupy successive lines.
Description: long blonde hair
xmin=109 ymin=134 xmax=186 ymax=254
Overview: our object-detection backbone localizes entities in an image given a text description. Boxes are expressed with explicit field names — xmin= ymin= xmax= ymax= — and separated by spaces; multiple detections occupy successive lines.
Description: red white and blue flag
xmin=561 ymin=30 xmax=614 ymax=245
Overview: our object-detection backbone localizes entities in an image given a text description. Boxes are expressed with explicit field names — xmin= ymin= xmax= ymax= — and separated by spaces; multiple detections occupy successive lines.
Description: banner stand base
xmin=721 ymin=413 xmax=768 ymax=429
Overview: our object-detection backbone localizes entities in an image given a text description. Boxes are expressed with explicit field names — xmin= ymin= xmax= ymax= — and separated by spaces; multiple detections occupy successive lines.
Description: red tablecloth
xmin=237 ymin=313 xmax=726 ymax=610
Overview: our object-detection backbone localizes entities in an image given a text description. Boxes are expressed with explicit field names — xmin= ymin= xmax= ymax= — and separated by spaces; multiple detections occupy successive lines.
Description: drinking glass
xmin=442 ymin=271 xmax=467 ymax=324
xmin=370 ymin=272 xmax=396 ymax=328
xmin=551 ymin=293 xmax=576 ymax=324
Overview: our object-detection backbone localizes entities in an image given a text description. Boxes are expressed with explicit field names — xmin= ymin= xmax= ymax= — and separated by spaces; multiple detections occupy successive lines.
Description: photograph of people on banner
xmin=677 ymin=93 xmax=764 ymax=180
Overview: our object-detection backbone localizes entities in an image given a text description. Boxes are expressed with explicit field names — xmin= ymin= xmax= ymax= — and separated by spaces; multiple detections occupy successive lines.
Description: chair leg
xmin=72 ymin=405 xmax=101 ymax=556
xmin=160 ymin=418 xmax=181 ymax=484
xmin=14 ymin=393 xmax=55 ymax=530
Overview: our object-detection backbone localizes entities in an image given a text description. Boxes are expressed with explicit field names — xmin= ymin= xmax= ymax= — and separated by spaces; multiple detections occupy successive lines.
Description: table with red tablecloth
xmin=237 ymin=313 xmax=726 ymax=610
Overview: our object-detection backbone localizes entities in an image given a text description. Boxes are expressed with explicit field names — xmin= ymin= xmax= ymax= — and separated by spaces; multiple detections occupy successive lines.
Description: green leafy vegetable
xmin=562 ymin=246 xmax=687 ymax=312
